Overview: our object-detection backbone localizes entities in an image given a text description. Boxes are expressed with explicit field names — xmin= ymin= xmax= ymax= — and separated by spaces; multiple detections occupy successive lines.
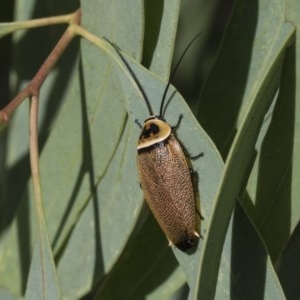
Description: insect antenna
xmin=104 ymin=38 xmax=155 ymax=116
xmin=159 ymin=33 xmax=201 ymax=118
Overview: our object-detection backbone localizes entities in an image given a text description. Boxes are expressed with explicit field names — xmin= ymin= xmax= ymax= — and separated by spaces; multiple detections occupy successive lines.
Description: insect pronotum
xmin=106 ymin=35 xmax=203 ymax=252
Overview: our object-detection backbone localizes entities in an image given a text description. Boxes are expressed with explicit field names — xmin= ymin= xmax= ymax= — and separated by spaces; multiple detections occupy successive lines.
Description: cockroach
xmin=106 ymin=35 xmax=202 ymax=252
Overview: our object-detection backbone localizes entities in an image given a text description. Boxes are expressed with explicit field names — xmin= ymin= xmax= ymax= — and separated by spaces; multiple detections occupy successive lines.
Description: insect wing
xmin=137 ymin=135 xmax=197 ymax=246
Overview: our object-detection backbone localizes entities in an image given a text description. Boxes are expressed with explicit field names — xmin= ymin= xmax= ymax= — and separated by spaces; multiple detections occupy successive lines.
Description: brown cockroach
xmin=107 ymin=35 xmax=202 ymax=251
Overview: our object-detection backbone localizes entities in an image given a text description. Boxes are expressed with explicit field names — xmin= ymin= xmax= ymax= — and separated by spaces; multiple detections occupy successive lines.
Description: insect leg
xmin=171 ymin=113 xmax=183 ymax=130
xmin=189 ymin=168 xmax=204 ymax=221
xmin=172 ymin=115 xmax=204 ymax=160
xmin=189 ymin=152 xmax=204 ymax=161
xmin=182 ymin=145 xmax=204 ymax=161
xmin=135 ymin=119 xmax=143 ymax=129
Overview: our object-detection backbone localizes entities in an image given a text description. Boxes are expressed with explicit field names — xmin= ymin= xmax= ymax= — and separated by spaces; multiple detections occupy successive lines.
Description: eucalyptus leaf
xmin=0 ymin=287 xmax=19 ymax=300
xmin=142 ymin=0 xmax=181 ymax=79
xmin=191 ymin=0 xmax=294 ymax=298
xmin=0 ymin=0 xmax=78 ymax=297
xmin=104 ymin=39 xmax=224 ymax=291
xmin=2 ymin=0 xmax=300 ymax=299
xmin=25 ymin=220 xmax=61 ymax=300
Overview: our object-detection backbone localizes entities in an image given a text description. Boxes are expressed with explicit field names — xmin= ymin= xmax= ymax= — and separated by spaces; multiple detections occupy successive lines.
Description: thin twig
xmin=29 ymin=95 xmax=43 ymax=217
xmin=0 ymin=12 xmax=77 ymax=38
xmin=0 ymin=8 xmax=81 ymax=124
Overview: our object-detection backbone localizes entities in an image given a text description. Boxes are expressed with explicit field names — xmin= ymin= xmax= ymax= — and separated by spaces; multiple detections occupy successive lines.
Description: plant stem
xmin=29 ymin=95 xmax=43 ymax=218
xmin=0 ymin=8 xmax=81 ymax=124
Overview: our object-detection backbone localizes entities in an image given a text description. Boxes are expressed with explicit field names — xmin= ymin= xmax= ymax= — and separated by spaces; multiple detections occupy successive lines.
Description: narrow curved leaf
xmin=192 ymin=7 xmax=294 ymax=300
xmin=25 ymin=220 xmax=61 ymax=300
xmin=105 ymin=41 xmax=224 ymax=290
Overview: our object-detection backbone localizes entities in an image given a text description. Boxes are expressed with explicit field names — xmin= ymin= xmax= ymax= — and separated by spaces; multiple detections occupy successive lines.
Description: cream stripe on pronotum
xmin=105 ymin=35 xmax=203 ymax=252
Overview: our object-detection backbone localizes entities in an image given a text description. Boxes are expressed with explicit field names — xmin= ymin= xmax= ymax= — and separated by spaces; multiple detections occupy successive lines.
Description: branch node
xmin=0 ymin=111 xmax=9 ymax=124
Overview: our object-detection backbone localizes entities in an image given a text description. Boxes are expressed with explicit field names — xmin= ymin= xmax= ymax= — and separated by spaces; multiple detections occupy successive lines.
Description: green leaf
xmin=56 ymin=31 xmax=223 ymax=299
xmin=243 ymin=44 xmax=297 ymax=261
xmin=2 ymin=0 xmax=300 ymax=299
xmin=103 ymin=38 xmax=224 ymax=294
xmin=191 ymin=0 xmax=295 ymax=298
xmin=197 ymin=0 xmax=294 ymax=157
xmin=25 ymin=219 xmax=61 ymax=300
xmin=1 ymin=0 xmax=183 ymax=299
xmin=0 ymin=1 xmax=78 ymax=297
xmin=57 ymin=120 xmax=142 ymax=299
xmin=56 ymin=1 xmax=189 ymax=299
xmin=275 ymin=1 xmax=300 ymax=298
xmin=92 ymin=213 xmax=181 ymax=300
xmin=142 ymin=0 xmax=181 ymax=79
xmin=0 ymin=288 xmax=19 ymax=300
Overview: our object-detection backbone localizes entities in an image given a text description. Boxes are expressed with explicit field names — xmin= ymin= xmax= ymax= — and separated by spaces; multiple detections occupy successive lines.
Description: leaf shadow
xmin=0 ymin=1 xmax=79 ymax=293
xmin=52 ymin=56 xmax=105 ymax=280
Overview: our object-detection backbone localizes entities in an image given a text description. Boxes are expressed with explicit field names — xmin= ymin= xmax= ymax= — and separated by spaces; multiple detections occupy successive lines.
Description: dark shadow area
xmin=0 ymin=0 xmax=13 ymax=107
xmin=85 ymin=211 xmax=179 ymax=300
xmin=142 ymin=0 xmax=164 ymax=68
xmin=53 ymin=53 xmax=105 ymax=290
xmin=276 ymin=221 xmax=300 ymax=300
xmin=195 ymin=2 xmax=284 ymax=298
xmin=0 ymin=0 xmax=14 ymax=236
xmin=254 ymin=45 xmax=295 ymax=262
xmin=79 ymin=57 xmax=104 ymax=284
xmin=230 ymin=202 xmax=267 ymax=300
xmin=174 ymin=0 xmax=234 ymax=109
xmin=0 ymin=1 xmax=79 ymax=233
xmin=230 ymin=12 xmax=295 ymax=300
xmin=262 ymin=44 xmax=296 ymax=299
xmin=0 ymin=0 xmax=79 ymax=291
xmin=236 ymin=42 xmax=295 ymax=299
xmin=197 ymin=0 xmax=258 ymax=158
